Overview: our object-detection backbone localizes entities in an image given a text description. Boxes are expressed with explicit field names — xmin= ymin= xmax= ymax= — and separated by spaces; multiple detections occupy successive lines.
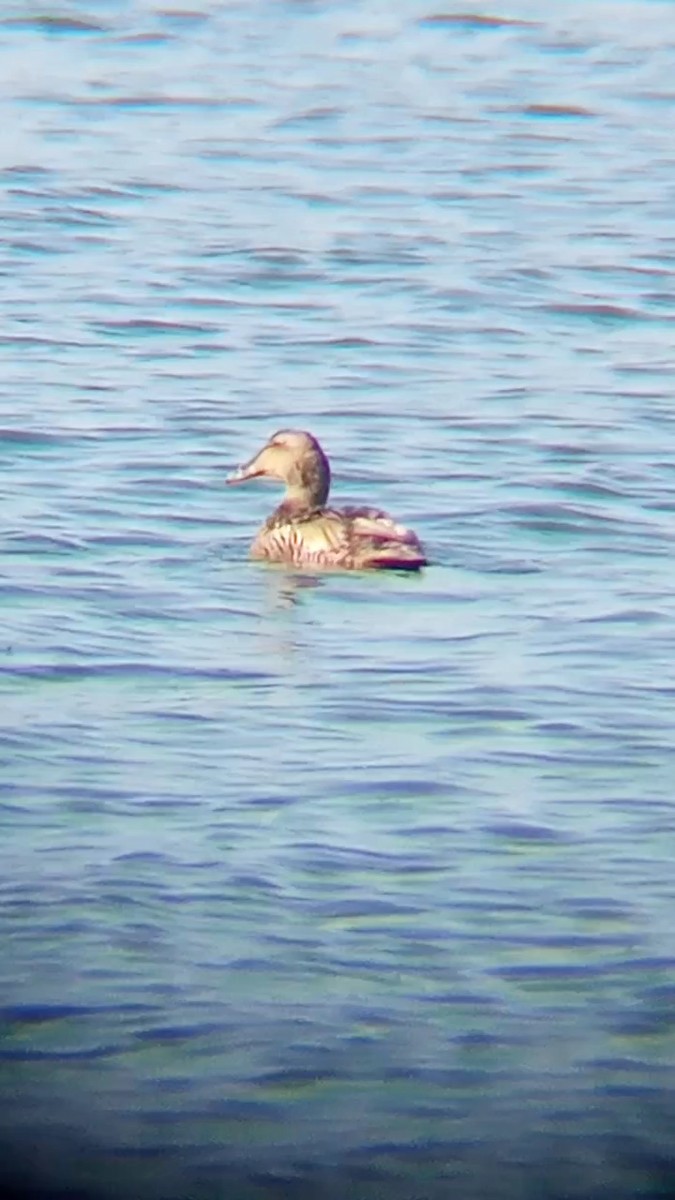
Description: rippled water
xmin=3 ymin=2 xmax=675 ymax=1197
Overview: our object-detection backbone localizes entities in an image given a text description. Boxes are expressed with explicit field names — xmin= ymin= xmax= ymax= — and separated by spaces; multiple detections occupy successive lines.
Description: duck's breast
xmin=251 ymin=513 xmax=349 ymax=566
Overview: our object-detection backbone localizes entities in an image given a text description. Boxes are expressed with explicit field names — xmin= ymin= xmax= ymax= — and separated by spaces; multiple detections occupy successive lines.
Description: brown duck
xmin=227 ymin=430 xmax=427 ymax=570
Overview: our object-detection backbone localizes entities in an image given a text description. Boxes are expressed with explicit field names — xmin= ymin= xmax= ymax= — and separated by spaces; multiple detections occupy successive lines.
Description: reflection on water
xmin=265 ymin=569 xmax=326 ymax=610
xmin=3 ymin=0 xmax=675 ymax=1197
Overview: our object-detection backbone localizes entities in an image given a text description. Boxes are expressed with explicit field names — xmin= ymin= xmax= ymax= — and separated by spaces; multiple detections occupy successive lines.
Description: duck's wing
xmin=302 ymin=506 xmax=427 ymax=569
xmin=342 ymin=505 xmax=418 ymax=541
xmin=342 ymin=506 xmax=427 ymax=569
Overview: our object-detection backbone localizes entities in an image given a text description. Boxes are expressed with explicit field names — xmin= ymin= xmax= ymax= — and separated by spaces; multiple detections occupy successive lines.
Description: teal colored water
xmin=2 ymin=2 xmax=675 ymax=1197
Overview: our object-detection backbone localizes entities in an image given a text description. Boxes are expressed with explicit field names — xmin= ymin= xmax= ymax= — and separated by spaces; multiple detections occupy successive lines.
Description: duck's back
xmin=252 ymin=504 xmax=426 ymax=570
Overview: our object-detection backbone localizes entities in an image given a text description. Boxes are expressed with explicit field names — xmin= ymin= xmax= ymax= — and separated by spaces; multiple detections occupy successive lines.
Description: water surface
xmin=2 ymin=2 xmax=675 ymax=1197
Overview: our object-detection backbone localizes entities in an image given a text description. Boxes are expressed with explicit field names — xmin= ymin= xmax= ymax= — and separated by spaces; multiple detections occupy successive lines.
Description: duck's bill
xmin=226 ymin=461 xmax=261 ymax=485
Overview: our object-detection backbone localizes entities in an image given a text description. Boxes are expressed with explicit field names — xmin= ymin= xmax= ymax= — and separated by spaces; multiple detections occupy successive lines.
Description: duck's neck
xmin=284 ymin=451 xmax=330 ymax=510
xmin=282 ymin=483 xmax=326 ymax=510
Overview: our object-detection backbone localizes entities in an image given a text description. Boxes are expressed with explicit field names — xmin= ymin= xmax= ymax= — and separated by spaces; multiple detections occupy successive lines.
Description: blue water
xmin=3 ymin=2 xmax=675 ymax=1197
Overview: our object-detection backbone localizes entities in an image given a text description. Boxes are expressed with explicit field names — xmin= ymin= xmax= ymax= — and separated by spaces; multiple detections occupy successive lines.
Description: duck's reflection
xmin=264 ymin=569 xmax=324 ymax=611
xmin=254 ymin=570 xmax=325 ymax=668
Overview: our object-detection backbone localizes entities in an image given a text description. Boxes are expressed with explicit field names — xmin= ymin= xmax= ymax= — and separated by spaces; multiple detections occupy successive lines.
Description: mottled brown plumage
xmin=227 ymin=430 xmax=426 ymax=571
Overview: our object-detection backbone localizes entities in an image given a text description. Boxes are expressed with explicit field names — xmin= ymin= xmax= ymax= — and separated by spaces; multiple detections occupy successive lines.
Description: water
xmin=2 ymin=1 xmax=675 ymax=1197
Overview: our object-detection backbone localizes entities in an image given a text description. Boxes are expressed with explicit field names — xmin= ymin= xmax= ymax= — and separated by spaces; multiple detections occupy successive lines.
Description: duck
xmin=227 ymin=429 xmax=427 ymax=570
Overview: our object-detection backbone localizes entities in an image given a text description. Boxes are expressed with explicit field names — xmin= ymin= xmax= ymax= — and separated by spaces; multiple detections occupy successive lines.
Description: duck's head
xmin=227 ymin=429 xmax=330 ymax=508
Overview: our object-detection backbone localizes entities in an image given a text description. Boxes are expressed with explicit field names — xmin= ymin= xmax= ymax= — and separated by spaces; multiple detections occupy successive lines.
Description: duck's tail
xmin=361 ymin=543 xmax=427 ymax=571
